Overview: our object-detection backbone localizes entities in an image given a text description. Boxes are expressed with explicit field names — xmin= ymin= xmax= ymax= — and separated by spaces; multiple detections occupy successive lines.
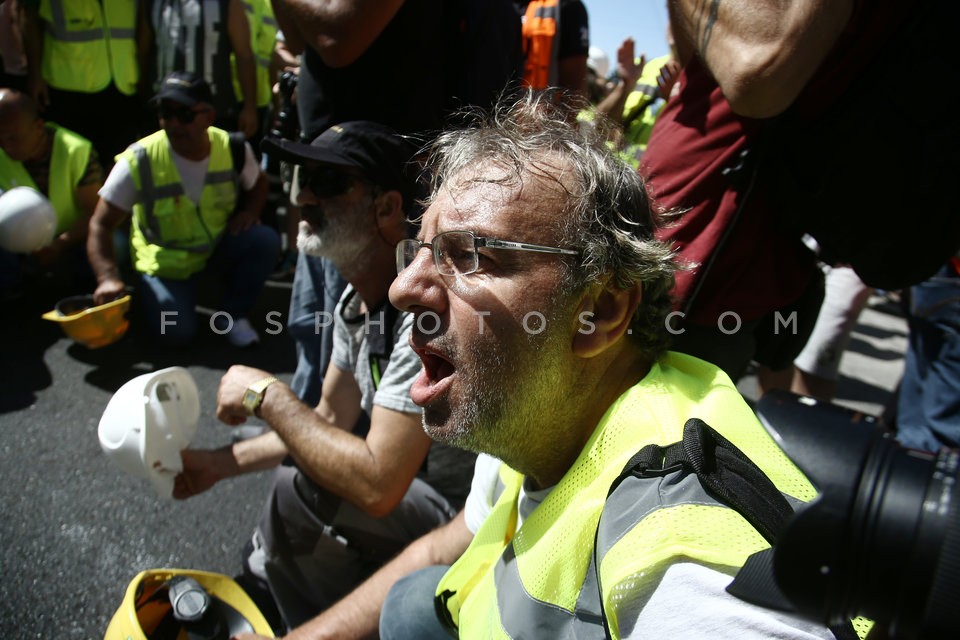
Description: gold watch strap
xmin=249 ymin=376 xmax=279 ymax=394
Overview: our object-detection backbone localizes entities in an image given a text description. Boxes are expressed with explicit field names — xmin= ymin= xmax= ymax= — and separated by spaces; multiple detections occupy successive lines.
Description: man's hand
xmin=217 ymin=364 xmax=275 ymax=426
xmin=172 ymin=448 xmax=229 ymax=499
xmin=92 ymin=276 xmax=127 ymax=306
xmin=237 ymin=103 xmax=258 ymax=139
xmin=616 ymin=38 xmax=645 ymax=89
xmin=27 ymin=75 xmax=49 ymax=110
xmin=657 ymin=59 xmax=683 ymax=101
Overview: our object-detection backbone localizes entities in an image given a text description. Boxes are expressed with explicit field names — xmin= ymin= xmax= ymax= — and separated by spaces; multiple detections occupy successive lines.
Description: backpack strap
xmin=228 ymin=131 xmax=247 ymax=177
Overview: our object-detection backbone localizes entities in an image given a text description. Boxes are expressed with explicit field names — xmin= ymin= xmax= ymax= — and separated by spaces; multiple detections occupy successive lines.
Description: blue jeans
xmin=287 ymin=255 xmax=347 ymax=405
xmin=380 ymin=565 xmax=454 ymax=640
xmin=137 ymin=225 xmax=280 ymax=346
xmin=896 ymin=264 xmax=960 ymax=451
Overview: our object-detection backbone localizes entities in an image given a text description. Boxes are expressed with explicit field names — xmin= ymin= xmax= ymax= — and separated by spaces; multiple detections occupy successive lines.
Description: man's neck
xmin=168 ymin=133 xmax=211 ymax=161
xmin=336 ymin=251 xmax=396 ymax=315
xmin=25 ymin=125 xmax=53 ymax=164
xmin=526 ymin=349 xmax=652 ymax=490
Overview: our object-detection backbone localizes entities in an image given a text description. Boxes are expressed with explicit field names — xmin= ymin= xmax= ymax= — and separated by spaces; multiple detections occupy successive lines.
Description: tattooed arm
xmin=668 ymin=0 xmax=853 ymax=117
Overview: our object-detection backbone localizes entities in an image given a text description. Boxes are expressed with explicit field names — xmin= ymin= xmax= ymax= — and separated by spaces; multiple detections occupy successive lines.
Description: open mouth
xmin=410 ymin=344 xmax=456 ymax=406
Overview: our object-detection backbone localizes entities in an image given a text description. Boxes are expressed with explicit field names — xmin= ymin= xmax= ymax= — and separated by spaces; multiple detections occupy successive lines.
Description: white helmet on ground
xmin=0 ymin=186 xmax=57 ymax=253
xmin=98 ymin=367 xmax=200 ymax=499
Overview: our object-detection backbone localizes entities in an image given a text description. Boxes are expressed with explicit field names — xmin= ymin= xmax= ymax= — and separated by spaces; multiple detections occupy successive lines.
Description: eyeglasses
xmin=297 ymin=166 xmax=362 ymax=198
xmin=396 ymin=230 xmax=579 ymax=276
xmin=157 ymin=103 xmax=208 ymax=123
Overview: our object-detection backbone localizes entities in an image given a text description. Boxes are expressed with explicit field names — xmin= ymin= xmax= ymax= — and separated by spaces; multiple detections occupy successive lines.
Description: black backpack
xmin=763 ymin=0 xmax=960 ymax=290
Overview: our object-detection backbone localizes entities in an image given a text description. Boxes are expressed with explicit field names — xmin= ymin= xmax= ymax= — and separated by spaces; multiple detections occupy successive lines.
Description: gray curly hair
xmin=422 ymin=92 xmax=678 ymax=362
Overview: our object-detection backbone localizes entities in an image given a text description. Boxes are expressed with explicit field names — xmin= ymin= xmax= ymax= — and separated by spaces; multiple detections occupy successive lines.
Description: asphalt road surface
xmin=0 ymin=270 xmax=909 ymax=639
xmin=1 ymin=275 xmax=295 ymax=639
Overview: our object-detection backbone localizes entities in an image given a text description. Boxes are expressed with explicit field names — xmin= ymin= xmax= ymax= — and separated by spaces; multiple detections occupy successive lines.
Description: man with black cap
xmin=87 ymin=71 xmax=278 ymax=347
xmin=171 ymin=121 xmax=470 ymax=630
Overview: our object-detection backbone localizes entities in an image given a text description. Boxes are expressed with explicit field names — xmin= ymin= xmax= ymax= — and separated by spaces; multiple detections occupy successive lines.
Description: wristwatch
xmin=242 ymin=376 xmax=279 ymax=416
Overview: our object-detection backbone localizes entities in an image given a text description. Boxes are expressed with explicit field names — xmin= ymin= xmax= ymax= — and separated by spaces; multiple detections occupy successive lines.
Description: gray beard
xmin=296 ymin=220 xmax=371 ymax=269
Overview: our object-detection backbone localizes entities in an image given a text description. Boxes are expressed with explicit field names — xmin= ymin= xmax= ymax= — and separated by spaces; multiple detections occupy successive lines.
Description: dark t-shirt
xmin=641 ymin=0 xmax=914 ymax=325
xmin=297 ymin=0 xmax=447 ymax=141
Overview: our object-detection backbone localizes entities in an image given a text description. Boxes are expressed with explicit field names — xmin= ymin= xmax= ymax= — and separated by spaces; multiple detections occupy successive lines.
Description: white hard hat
xmin=98 ymin=367 xmax=200 ymax=499
xmin=587 ymin=46 xmax=610 ymax=79
xmin=0 ymin=186 xmax=57 ymax=253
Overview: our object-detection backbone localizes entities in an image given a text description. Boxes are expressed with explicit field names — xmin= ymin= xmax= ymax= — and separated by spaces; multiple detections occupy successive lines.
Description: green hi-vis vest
xmin=435 ymin=352 xmax=820 ymax=639
xmin=0 ymin=124 xmax=93 ymax=235
xmin=231 ymin=0 xmax=278 ymax=108
xmin=39 ymin=0 xmax=138 ymax=95
xmin=122 ymin=127 xmax=239 ymax=280
xmin=619 ymin=54 xmax=674 ymax=167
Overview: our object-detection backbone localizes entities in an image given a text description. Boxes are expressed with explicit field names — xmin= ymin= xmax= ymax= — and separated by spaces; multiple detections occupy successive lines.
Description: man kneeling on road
xmin=173 ymin=121 xmax=475 ymax=631
xmin=87 ymin=71 xmax=279 ymax=347
xmin=237 ymin=95 xmax=843 ymax=640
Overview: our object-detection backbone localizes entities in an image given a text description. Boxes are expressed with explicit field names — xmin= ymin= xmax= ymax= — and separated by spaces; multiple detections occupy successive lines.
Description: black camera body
xmin=270 ymin=70 xmax=300 ymax=142
xmin=756 ymin=391 xmax=960 ymax=639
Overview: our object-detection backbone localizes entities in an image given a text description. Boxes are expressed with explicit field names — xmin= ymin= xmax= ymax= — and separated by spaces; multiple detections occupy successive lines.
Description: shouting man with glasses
xmin=239 ymin=95 xmax=839 ymax=640
xmin=88 ymin=71 xmax=279 ymax=347
xmin=174 ymin=121 xmax=475 ymax=632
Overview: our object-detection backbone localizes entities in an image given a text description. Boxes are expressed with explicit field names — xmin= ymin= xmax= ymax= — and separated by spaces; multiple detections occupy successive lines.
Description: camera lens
xmin=834 ymin=443 xmax=960 ymax=637
xmin=759 ymin=391 xmax=960 ymax=639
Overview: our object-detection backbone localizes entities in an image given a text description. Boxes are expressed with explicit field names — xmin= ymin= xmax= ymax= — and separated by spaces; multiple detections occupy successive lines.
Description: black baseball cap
xmin=153 ymin=71 xmax=213 ymax=107
xmin=261 ymin=122 xmax=418 ymax=206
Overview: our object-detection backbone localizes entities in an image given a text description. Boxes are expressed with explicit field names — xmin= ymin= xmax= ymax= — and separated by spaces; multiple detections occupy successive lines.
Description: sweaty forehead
xmin=426 ymin=160 xmax=571 ymax=241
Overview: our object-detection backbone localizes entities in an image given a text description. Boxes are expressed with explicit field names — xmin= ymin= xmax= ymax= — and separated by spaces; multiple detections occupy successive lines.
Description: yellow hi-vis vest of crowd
xmin=121 ymin=128 xmax=238 ymax=280
xmin=521 ymin=0 xmax=560 ymax=89
xmin=435 ymin=352 xmax=822 ymax=639
xmin=0 ymin=124 xmax=93 ymax=235
xmin=231 ymin=0 xmax=278 ymax=108
xmin=38 ymin=0 xmax=139 ymax=95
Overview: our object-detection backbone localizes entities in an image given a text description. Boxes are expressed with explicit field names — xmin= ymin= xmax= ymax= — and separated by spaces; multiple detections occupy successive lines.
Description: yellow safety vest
xmin=38 ymin=0 xmax=138 ymax=95
xmin=521 ymin=0 xmax=560 ymax=89
xmin=0 ymin=124 xmax=93 ymax=235
xmin=436 ymin=352 xmax=821 ymax=639
xmin=619 ymin=54 xmax=674 ymax=167
xmin=231 ymin=0 xmax=278 ymax=108
xmin=122 ymin=128 xmax=239 ymax=280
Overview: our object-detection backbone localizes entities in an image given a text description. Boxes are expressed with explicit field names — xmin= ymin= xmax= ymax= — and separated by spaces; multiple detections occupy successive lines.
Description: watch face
xmin=242 ymin=389 xmax=259 ymax=413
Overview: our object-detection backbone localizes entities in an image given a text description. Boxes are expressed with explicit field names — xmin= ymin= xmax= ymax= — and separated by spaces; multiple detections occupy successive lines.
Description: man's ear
xmin=572 ymin=281 xmax=643 ymax=358
xmin=376 ymin=190 xmax=405 ymax=221
xmin=375 ymin=189 xmax=406 ymax=238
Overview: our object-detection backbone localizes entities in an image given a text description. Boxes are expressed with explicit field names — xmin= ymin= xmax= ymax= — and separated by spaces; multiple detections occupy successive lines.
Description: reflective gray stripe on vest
xmin=256 ymin=55 xmax=271 ymax=69
xmin=131 ymin=143 xmax=235 ymax=253
xmin=596 ymin=468 xmax=803 ymax=561
xmin=533 ymin=4 xmax=559 ymax=19
xmin=495 ymin=540 xmax=604 ymax=638
xmin=46 ymin=1 xmax=134 ymax=43
xmin=489 ymin=468 xmax=803 ymax=637
xmin=632 ymin=83 xmax=658 ymax=99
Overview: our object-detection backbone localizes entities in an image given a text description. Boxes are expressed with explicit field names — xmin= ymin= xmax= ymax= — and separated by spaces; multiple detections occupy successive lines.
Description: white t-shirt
xmin=461 ymin=454 xmax=834 ymax=640
xmin=99 ymin=138 xmax=260 ymax=211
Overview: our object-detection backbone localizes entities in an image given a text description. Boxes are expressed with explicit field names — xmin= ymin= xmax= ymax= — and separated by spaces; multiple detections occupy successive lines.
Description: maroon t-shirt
xmin=641 ymin=0 xmax=917 ymax=325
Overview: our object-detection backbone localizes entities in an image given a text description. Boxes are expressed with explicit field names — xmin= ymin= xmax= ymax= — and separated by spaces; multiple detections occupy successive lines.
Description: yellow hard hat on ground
xmin=104 ymin=568 xmax=274 ymax=639
xmin=42 ymin=294 xmax=131 ymax=348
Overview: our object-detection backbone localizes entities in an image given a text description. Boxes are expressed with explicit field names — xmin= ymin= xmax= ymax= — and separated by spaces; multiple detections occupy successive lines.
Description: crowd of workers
xmin=2 ymin=1 xmax=959 ymax=639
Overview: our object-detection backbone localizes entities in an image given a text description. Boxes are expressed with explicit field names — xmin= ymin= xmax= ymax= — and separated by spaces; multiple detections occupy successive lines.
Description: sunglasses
xmin=297 ymin=166 xmax=363 ymax=198
xmin=157 ymin=103 xmax=207 ymax=124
